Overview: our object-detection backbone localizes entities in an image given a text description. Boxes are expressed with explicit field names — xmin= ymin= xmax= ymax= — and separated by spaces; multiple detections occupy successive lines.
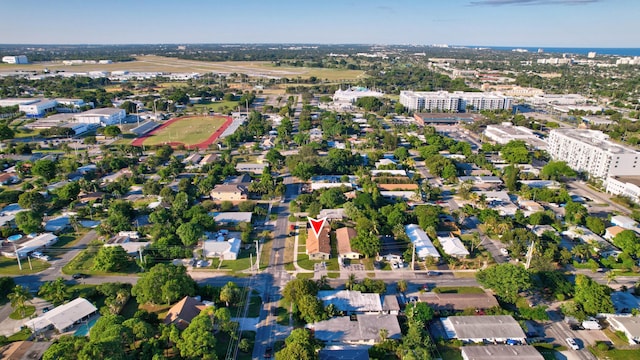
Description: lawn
xmin=139 ymin=115 xmax=227 ymax=147
xmin=62 ymin=243 xmax=141 ymax=276
xmin=218 ymin=248 xmax=254 ymax=273
xmin=9 ymin=305 xmax=35 ymax=320
xmin=589 ymin=346 xmax=640 ymax=360
xmin=213 ymin=331 xmax=256 ymax=360
xmin=433 ymin=286 xmax=485 ymax=294
xmin=192 ymin=100 xmax=240 ymax=113
xmin=0 ymin=256 xmax=50 ymax=275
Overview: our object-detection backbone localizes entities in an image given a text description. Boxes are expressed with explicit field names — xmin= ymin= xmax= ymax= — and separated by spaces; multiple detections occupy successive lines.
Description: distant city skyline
xmin=0 ymin=0 xmax=637 ymax=47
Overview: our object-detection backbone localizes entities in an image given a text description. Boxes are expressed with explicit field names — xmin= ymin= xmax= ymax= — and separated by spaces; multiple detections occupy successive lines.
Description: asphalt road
xmin=252 ymin=178 xmax=299 ymax=360
xmin=545 ymin=310 xmax=597 ymax=360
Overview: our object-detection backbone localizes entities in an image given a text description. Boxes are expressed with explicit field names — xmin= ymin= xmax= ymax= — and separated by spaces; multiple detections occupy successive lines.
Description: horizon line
xmin=1 ymin=42 xmax=639 ymax=49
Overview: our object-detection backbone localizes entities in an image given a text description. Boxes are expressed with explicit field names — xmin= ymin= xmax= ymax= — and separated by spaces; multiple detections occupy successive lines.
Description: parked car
xmin=566 ymin=337 xmax=579 ymax=350
xmin=500 ymin=248 xmax=509 ymax=256
xmin=72 ymin=273 xmax=84 ymax=279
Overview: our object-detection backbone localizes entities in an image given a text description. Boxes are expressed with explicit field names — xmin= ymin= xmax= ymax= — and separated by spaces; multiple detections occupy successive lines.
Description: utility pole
xmin=525 ymin=241 xmax=535 ymax=270
xmin=255 ymin=239 xmax=260 ymax=271
xmin=411 ymin=242 xmax=416 ymax=271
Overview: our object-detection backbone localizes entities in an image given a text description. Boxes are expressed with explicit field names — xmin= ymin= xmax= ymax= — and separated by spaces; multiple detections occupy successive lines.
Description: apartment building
xmin=547 ymin=129 xmax=640 ymax=181
xmin=483 ymin=123 xmax=547 ymax=149
xmin=399 ymin=91 xmax=511 ymax=112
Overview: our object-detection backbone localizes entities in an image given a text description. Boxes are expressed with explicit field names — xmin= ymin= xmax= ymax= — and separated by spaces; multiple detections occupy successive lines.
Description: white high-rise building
xmin=399 ymin=91 xmax=511 ymax=112
xmin=547 ymin=129 xmax=640 ymax=180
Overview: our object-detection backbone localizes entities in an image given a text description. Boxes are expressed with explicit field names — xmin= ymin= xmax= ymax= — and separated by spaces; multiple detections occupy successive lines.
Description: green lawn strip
xmin=192 ymin=100 xmax=240 ymax=112
xmin=7 ymin=328 xmax=32 ymax=342
xmin=237 ymin=331 xmax=256 ymax=360
xmin=433 ymin=286 xmax=485 ymax=294
xmin=296 ymin=273 xmax=314 ymax=279
xmin=603 ymin=328 xmax=631 ymax=347
xmin=218 ymin=248 xmax=253 ymax=273
xmin=9 ymin=305 xmax=35 ymax=320
xmin=0 ymin=256 xmax=50 ymax=275
xmin=589 ymin=346 xmax=640 ymax=360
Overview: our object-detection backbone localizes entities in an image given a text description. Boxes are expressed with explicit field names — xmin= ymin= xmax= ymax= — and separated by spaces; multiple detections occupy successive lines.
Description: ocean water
xmin=477 ymin=46 xmax=640 ymax=57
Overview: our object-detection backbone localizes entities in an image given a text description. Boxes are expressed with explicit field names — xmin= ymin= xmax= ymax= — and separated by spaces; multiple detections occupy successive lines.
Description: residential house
xmin=417 ymin=292 xmax=499 ymax=313
xmin=611 ymin=215 xmax=638 ymax=230
xmin=318 ymin=290 xmax=383 ymax=314
xmin=25 ymin=298 xmax=98 ymax=333
xmin=461 ymin=345 xmax=544 ymax=360
xmin=437 ymin=235 xmax=470 ymax=258
xmin=78 ymin=191 xmax=105 ymax=204
xmin=309 ymin=314 xmax=401 ymax=345
xmin=211 ymin=212 xmax=253 ymax=225
xmin=606 ymin=316 xmax=640 ymax=344
xmin=605 ymin=226 xmax=626 ymax=241
xmin=318 ymin=208 xmax=347 ymax=222
xmin=163 ymin=296 xmax=208 ymax=330
xmin=100 ymin=168 xmax=132 ymax=183
xmin=307 ymin=225 xmax=331 ymax=260
xmin=319 ymin=346 xmax=370 ymax=360
xmin=210 ymin=184 xmax=248 ymax=203
xmin=104 ymin=231 xmax=150 ymax=255
xmin=336 ymin=227 xmax=361 ymax=259
xmin=199 ymin=153 xmax=218 ymax=166
xmin=235 ymin=162 xmax=268 ymax=175
xmin=44 ymin=216 xmax=71 ymax=233
xmin=440 ymin=315 xmax=526 ymax=343
xmin=203 ymin=237 xmax=241 ymax=260
xmin=0 ymin=172 xmax=19 ymax=185
xmin=405 ymin=224 xmax=441 ymax=260
xmin=381 ymin=295 xmax=400 ymax=315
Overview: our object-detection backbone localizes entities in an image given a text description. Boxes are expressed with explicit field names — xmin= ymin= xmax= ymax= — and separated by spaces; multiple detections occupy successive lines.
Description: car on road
xmin=264 ymin=347 xmax=273 ymax=358
xmin=72 ymin=273 xmax=85 ymax=279
xmin=427 ymin=271 xmax=441 ymax=276
xmin=566 ymin=337 xmax=580 ymax=350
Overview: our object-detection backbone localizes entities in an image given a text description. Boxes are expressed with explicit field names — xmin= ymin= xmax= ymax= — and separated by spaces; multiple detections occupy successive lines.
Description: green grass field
xmin=141 ymin=116 xmax=227 ymax=147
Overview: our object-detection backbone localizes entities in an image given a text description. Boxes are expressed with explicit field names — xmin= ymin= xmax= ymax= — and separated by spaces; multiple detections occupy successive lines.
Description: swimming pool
xmin=73 ymin=316 xmax=99 ymax=337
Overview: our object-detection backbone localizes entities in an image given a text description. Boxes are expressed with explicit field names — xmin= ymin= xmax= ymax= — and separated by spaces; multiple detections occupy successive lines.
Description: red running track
xmin=132 ymin=115 xmax=233 ymax=150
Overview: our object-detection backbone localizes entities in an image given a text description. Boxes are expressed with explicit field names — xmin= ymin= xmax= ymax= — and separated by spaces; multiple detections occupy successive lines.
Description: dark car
xmin=264 ymin=347 xmax=273 ymax=358
xmin=72 ymin=273 xmax=85 ymax=279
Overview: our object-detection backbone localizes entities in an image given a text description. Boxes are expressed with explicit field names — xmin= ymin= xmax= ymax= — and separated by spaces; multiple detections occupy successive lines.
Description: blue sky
xmin=0 ymin=0 xmax=636 ymax=47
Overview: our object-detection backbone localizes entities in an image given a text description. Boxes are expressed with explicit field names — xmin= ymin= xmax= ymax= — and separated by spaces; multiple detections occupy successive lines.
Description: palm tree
xmin=378 ymin=328 xmax=389 ymax=342
xmin=397 ymin=280 xmax=408 ymax=294
xmin=605 ymin=271 xmax=618 ymax=285
xmin=345 ymin=273 xmax=357 ymax=291
xmin=8 ymin=285 xmax=33 ymax=318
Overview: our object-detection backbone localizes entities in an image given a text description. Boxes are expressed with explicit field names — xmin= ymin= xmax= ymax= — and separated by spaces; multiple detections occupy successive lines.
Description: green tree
xmin=265 ymin=148 xmax=285 ymax=167
xmin=14 ymin=211 xmax=43 ymax=234
xmin=57 ymin=182 xmax=81 ymax=202
xmin=176 ymin=222 xmax=203 ymax=247
xmin=0 ymin=277 xmax=16 ymax=303
xmin=38 ymin=278 xmax=69 ymax=306
xmin=405 ymin=302 xmax=434 ymax=324
xmin=351 ymin=231 xmax=380 ymax=258
xmin=32 ymin=159 xmax=57 ymax=181
xmin=18 ymin=190 xmax=46 ymax=214
xmin=574 ymin=274 xmax=614 ymax=315
xmin=500 ymin=140 xmax=531 ymax=164
xmin=476 ymin=263 xmax=532 ymax=303
xmin=297 ymin=294 xmax=327 ymax=323
xmin=93 ymin=246 xmax=131 ymax=272
xmin=564 ymin=201 xmax=588 ymax=225
xmin=541 ymin=161 xmax=576 ymax=180
xmin=219 ymin=281 xmax=241 ymax=307
xmin=282 ymin=278 xmax=318 ymax=305
xmin=613 ymin=230 xmax=640 ymax=257
xmin=8 ymin=285 xmax=33 ymax=318
xmin=585 ymin=216 xmax=606 ymax=236
xmin=177 ymin=312 xmax=217 ymax=359
xmin=276 ymin=328 xmax=318 ymax=360
xmin=132 ymin=264 xmax=196 ymax=305
xmin=103 ymin=125 xmax=122 ymax=138
xmin=0 ymin=124 xmax=15 ymax=140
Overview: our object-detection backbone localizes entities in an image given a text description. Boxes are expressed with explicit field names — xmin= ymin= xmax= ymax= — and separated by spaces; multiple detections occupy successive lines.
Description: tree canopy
xmin=476 ymin=263 xmax=532 ymax=303
xmin=132 ymin=264 xmax=196 ymax=305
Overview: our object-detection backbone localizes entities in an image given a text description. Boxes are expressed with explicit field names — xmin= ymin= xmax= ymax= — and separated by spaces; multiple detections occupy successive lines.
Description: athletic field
xmin=132 ymin=115 xmax=231 ymax=149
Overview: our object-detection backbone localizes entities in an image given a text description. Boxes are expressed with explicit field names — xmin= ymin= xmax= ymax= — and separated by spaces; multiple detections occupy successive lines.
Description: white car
xmin=500 ymin=248 xmax=509 ymax=256
xmin=566 ymin=337 xmax=579 ymax=350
